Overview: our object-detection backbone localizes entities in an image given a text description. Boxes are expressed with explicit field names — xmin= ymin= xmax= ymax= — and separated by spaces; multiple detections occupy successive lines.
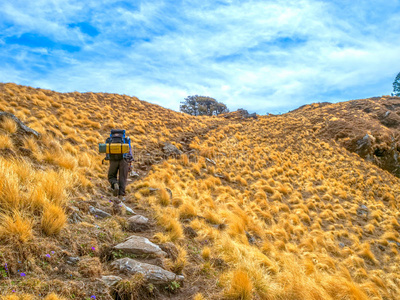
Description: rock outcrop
xmin=111 ymin=257 xmax=184 ymax=284
xmin=114 ymin=235 xmax=167 ymax=257
xmin=0 ymin=111 xmax=41 ymax=138
xmin=89 ymin=206 xmax=112 ymax=219
xmin=288 ymin=96 xmax=400 ymax=178
xmin=127 ymin=215 xmax=150 ymax=232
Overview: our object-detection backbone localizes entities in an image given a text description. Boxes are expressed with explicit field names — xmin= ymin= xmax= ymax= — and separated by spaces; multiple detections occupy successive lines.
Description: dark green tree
xmin=179 ymin=96 xmax=198 ymax=116
xmin=180 ymin=95 xmax=229 ymax=116
xmin=393 ymin=72 xmax=400 ymax=96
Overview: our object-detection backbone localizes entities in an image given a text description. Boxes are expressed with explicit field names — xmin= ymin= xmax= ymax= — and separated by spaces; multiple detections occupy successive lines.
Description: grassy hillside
xmin=288 ymin=97 xmax=400 ymax=177
xmin=142 ymin=113 xmax=400 ymax=299
xmin=0 ymin=83 xmax=400 ymax=299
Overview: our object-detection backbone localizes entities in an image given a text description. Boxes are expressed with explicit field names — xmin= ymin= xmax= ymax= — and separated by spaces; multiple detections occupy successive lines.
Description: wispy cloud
xmin=1 ymin=0 xmax=400 ymax=113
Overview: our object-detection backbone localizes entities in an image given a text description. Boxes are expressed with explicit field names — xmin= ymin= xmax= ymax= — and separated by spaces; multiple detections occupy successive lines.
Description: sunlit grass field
xmin=0 ymin=82 xmax=399 ymax=299
xmin=139 ymin=115 xmax=400 ymax=299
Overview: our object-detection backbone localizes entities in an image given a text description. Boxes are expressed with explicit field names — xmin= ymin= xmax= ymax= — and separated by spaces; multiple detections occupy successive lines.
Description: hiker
xmin=100 ymin=129 xmax=134 ymax=197
xmin=108 ymin=151 xmax=133 ymax=197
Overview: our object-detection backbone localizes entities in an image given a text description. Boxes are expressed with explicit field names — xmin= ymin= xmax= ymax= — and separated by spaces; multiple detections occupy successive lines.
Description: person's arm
xmin=126 ymin=137 xmax=134 ymax=162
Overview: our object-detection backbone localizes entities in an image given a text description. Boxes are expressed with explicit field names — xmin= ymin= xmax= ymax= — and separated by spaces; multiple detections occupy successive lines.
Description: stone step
xmin=111 ymin=257 xmax=184 ymax=285
xmin=114 ymin=235 xmax=167 ymax=257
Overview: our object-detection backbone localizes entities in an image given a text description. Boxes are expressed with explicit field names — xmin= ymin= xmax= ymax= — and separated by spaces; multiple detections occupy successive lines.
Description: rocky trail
xmin=64 ymin=123 xmax=230 ymax=300
xmin=0 ymin=108 xmax=228 ymax=299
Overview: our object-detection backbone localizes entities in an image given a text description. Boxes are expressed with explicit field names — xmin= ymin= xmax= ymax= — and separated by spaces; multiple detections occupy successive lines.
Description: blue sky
xmin=1 ymin=0 xmax=400 ymax=114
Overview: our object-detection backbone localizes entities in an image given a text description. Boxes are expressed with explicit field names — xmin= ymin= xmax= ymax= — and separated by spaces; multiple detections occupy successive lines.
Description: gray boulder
xmin=120 ymin=202 xmax=135 ymax=215
xmin=128 ymin=215 xmax=150 ymax=232
xmin=101 ymin=275 xmax=122 ymax=287
xmin=356 ymin=204 xmax=369 ymax=219
xmin=89 ymin=206 xmax=111 ymax=219
xmin=111 ymin=258 xmax=184 ymax=284
xmin=163 ymin=143 xmax=183 ymax=156
xmin=114 ymin=235 xmax=167 ymax=257
xmin=65 ymin=256 xmax=80 ymax=265
xmin=205 ymin=158 xmax=216 ymax=165
xmin=68 ymin=206 xmax=82 ymax=224
xmin=357 ymin=134 xmax=375 ymax=151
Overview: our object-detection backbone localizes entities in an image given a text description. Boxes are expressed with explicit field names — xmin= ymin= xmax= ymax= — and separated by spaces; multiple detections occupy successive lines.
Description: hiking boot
xmin=112 ymin=183 xmax=119 ymax=197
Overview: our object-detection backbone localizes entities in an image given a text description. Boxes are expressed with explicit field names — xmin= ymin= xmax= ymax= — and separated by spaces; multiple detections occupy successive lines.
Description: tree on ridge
xmin=180 ymin=95 xmax=229 ymax=116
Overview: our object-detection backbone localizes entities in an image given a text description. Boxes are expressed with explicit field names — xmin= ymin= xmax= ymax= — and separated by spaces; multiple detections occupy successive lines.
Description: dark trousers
xmin=108 ymin=159 xmax=129 ymax=196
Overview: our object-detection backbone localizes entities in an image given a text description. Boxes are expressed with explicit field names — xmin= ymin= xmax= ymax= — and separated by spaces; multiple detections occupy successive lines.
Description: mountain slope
xmin=142 ymin=113 xmax=400 ymax=299
xmin=0 ymin=83 xmax=399 ymax=300
xmin=288 ymin=96 xmax=400 ymax=177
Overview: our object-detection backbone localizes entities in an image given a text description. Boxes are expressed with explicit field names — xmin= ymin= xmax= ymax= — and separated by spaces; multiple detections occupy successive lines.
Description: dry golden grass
xmin=0 ymin=211 xmax=33 ymax=243
xmin=225 ymin=269 xmax=253 ymax=300
xmin=0 ymin=134 xmax=13 ymax=150
xmin=166 ymin=245 xmax=187 ymax=274
xmin=201 ymin=246 xmax=211 ymax=260
xmin=137 ymin=113 xmax=400 ymax=299
xmin=41 ymin=203 xmax=67 ymax=235
xmin=155 ymin=212 xmax=184 ymax=242
xmin=0 ymin=117 xmax=18 ymax=133
xmin=43 ymin=293 xmax=67 ymax=300
xmin=1 ymin=295 xmax=35 ymax=300
xmin=0 ymin=161 xmax=20 ymax=210
xmin=193 ymin=293 xmax=206 ymax=300
xmin=158 ymin=188 xmax=171 ymax=206
xmin=2 ymin=83 xmax=400 ymax=299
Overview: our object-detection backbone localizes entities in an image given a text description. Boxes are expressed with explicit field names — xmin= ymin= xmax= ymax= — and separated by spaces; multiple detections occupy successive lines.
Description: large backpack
xmin=100 ymin=129 xmax=132 ymax=161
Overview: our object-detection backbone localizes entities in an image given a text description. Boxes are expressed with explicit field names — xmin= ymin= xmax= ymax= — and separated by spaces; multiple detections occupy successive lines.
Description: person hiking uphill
xmin=99 ymin=129 xmax=134 ymax=197
xmin=108 ymin=151 xmax=133 ymax=197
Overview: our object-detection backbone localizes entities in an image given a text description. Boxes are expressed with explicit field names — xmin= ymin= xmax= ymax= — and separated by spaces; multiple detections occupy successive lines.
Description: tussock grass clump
xmin=202 ymin=246 xmax=211 ymax=260
xmin=158 ymin=188 xmax=171 ymax=206
xmin=0 ymin=134 xmax=13 ymax=149
xmin=0 ymin=162 xmax=20 ymax=210
xmin=41 ymin=203 xmax=67 ymax=235
xmin=179 ymin=202 xmax=198 ymax=219
xmin=29 ymin=186 xmax=49 ymax=213
xmin=0 ymin=211 xmax=33 ymax=243
xmin=155 ymin=213 xmax=184 ymax=242
xmin=0 ymin=116 xmax=18 ymax=133
xmin=166 ymin=245 xmax=187 ymax=274
xmin=321 ymin=276 xmax=369 ymax=300
xmin=39 ymin=170 xmax=70 ymax=206
xmin=114 ymin=274 xmax=146 ymax=300
xmin=193 ymin=293 xmax=206 ymax=300
xmin=225 ymin=269 xmax=253 ymax=300
xmin=44 ymin=294 xmax=67 ymax=300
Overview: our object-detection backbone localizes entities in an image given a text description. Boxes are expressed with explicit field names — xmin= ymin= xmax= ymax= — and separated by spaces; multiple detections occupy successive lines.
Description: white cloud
xmin=1 ymin=0 xmax=400 ymax=113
